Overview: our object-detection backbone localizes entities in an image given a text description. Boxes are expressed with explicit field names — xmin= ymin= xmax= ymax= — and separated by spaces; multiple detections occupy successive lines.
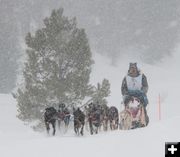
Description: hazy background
xmin=0 ymin=2 xmax=180 ymax=156
xmin=0 ymin=0 xmax=180 ymax=93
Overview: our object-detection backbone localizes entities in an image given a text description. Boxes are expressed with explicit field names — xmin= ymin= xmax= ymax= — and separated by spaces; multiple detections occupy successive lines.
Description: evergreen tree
xmin=91 ymin=79 xmax=111 ymax=106
xmin=16 ymin=8 xmax=94 ymax=122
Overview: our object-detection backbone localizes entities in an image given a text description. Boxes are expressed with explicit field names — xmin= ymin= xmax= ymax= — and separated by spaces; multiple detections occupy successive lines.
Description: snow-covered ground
xmin=0 ymin=50 xmax=180 ymax=157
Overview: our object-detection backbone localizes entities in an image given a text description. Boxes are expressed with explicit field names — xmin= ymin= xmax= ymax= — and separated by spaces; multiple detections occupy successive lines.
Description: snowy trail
xmin=0 ymin=94 xmax=180 ymax=157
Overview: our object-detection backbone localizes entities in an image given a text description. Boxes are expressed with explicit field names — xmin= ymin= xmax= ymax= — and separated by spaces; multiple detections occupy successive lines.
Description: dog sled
xmin=119 ymin=96 xmax=149 ymax=130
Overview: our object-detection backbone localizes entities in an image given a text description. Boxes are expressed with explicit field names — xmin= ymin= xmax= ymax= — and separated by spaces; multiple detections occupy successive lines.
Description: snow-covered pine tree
xmin=15 ymin=8 xmax=94 ymax=123
xmin=91 ymin=79 xmax=111 ymax=106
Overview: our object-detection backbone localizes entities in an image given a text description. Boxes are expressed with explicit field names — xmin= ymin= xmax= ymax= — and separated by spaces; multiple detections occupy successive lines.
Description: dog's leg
xmin=140 ymin=107 xmax=146 ymax=126
xmin=80 ymin=123 xmax=84 ymax=136
xmin=45 ymin=122 xmax=50 ymax=134
xmin=52 ymin=121 xmax=56 ymax=136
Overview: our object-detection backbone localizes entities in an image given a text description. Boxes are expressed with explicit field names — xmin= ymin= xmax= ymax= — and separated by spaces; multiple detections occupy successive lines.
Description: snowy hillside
xmin=0 ymin=50 xmax=180 ymax=157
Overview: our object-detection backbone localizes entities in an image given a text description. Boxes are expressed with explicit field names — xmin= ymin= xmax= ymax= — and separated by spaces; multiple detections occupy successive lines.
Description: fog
xmin=1 ymin=0 xmax=180 ymax=61
xmin=61 ymin=0 xmax=180 ymax=63
xmin=0 ymin=0 xmax=180 ymax=92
